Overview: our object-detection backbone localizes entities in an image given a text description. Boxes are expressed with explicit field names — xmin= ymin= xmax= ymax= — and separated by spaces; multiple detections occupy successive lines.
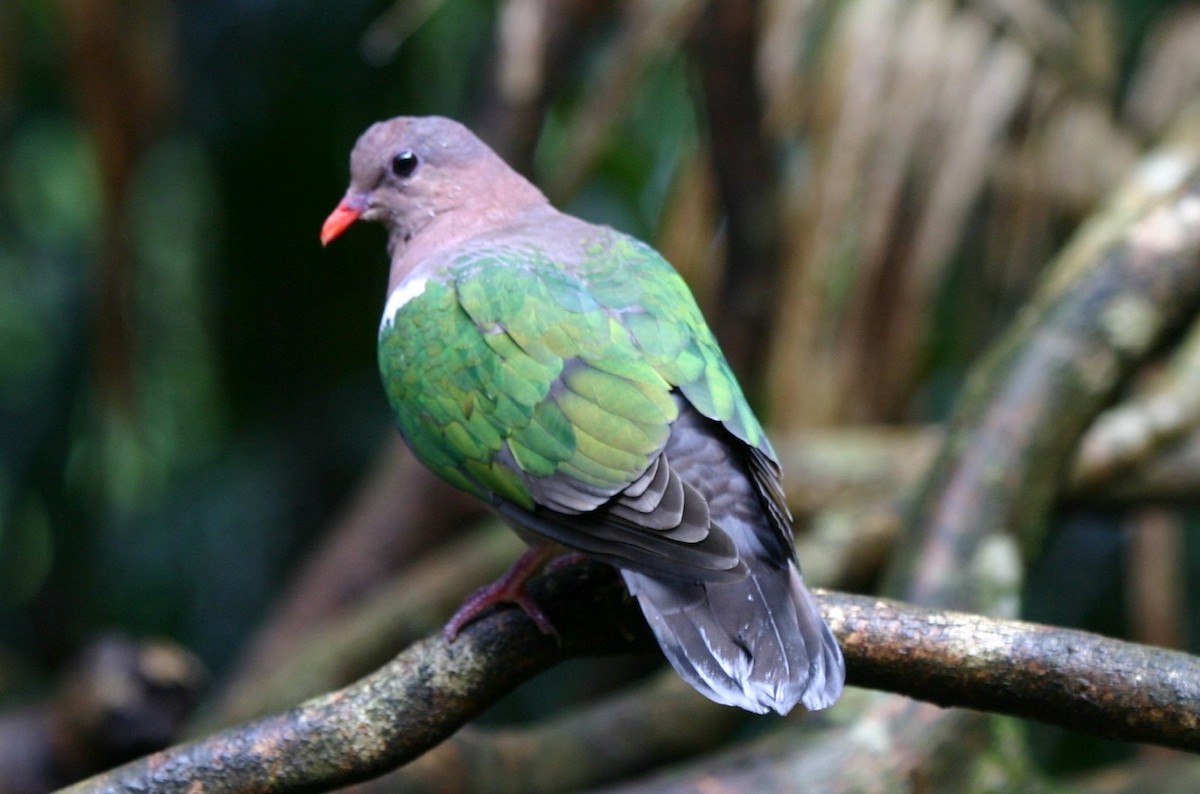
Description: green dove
xmin=322 ymin=116 xmax=844 ymax=714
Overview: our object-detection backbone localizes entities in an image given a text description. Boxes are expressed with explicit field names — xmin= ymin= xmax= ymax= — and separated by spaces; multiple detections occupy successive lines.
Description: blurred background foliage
xmin=2 ymin=0 xmax=1200 ymax=788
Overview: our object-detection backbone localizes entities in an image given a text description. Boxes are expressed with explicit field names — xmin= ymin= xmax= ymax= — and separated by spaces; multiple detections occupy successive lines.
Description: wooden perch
xmin=363 ymin=671 xmax=747 ymax=793
xmin=60 ymin=564 xmax=652 ymax=794
xmin=201 ymin=521 xmax=524 ymax=731
xmin=197 ymin=371 xmax=1200 ymax=740
xmin=61 ymin=573 xmax=1200 ymax=793
xmin=830 ymin=594 xmax=1200 ymax=754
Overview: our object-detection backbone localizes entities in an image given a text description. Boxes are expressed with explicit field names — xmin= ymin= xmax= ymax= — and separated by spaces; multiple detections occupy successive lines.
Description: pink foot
xmin=444 ymin=544 xmax=559 ymax=640
xmin=544 ymin=551 xmax=586 ymax=573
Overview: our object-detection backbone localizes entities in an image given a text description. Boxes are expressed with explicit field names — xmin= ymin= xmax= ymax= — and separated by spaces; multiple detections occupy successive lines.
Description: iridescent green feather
xmin=376 ymin=230 xmax=773 ymax=511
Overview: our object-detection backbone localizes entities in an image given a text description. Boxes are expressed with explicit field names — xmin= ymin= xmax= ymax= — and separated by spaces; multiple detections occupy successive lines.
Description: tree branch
xmin=883 ymin=120 xmax=1200 ymax=611
xmin=61 ymin=578 xmax=1200 ymax=793
xmin=61 ymin=565 xmax=653 ymax=794
xmin=360 ymin=671 xmax=747 ymax=794
xmin=195 ymin=370 xmax=1200 ymax=738
xmin=827 ymin=593 xmax=1200 ymax=753
xmin=1071 ymin=310 xmax=1200 ymax=492
xmin=196 ymin=522 xmax=524 ymax=731
xmin=602 ymin=697 xmax=995 ymax=793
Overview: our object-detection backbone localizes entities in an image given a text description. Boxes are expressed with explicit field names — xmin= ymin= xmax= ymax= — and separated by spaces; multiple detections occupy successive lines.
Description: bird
xmin=321 ymin=116 xmax=844 ymax=714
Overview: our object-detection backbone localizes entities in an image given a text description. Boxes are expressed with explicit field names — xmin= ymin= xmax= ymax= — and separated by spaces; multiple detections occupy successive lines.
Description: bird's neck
xmin=386 ymin=191 xmax=550 ymax=293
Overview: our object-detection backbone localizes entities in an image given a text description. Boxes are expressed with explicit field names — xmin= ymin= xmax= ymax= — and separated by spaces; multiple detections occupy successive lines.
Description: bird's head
xmin=320 ymin=116 xmax=538 ymax=250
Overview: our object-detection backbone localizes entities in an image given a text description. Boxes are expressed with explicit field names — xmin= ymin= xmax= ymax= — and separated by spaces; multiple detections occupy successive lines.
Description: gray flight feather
xmin=621 ymin=398 xmax=844 ymax=713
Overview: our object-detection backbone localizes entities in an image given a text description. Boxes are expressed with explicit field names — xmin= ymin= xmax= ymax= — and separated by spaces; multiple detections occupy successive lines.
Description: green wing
xmin=378 ymin=230 xmax=775 ymax=576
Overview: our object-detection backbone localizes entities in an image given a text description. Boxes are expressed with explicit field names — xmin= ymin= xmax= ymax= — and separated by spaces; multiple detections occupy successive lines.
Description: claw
xmin=444 ymin=544 xmax=560 ymax=639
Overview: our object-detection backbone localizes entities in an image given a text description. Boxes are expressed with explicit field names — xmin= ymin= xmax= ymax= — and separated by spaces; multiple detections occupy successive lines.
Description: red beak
xmin=321 ymin=196 xmax=365 ymax=246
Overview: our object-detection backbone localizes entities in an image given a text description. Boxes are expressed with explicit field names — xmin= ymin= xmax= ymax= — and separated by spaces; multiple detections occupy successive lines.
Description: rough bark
xmin=62 ymin=585 xmax=1200 ymax=793
xmin=62 ymin=564 xmax=653 ymax=794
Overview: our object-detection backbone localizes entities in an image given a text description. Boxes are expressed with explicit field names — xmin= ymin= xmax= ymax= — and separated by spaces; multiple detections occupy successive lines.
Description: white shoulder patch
xmin=380 ymin=276 xmax=430 ymax=332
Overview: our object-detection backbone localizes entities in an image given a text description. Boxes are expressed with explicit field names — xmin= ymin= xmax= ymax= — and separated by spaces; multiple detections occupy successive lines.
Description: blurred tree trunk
xmin=60 ymin=0 xmax=174 ymax=419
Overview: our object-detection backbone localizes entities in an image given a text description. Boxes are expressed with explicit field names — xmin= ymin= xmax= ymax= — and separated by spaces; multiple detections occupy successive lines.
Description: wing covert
xmin=377 ymin=231 xmax=776 ymax=579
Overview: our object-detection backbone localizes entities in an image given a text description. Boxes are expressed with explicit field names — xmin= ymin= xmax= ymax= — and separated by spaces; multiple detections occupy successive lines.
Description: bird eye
xmin=391 ymin=150 xmax=419 ymax=179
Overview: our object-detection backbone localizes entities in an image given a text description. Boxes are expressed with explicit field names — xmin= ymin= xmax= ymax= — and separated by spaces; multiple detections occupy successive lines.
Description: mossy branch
xmin=60 ymin=574 xmax=1200 ymax=793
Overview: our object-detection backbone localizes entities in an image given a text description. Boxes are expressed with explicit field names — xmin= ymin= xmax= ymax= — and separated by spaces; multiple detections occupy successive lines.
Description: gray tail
xmin=622 ymin=559 xmax=843 ymax=714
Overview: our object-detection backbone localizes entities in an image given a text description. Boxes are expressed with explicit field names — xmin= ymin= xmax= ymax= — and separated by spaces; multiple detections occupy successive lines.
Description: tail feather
xmin=617 ymin=397 xmax=844 ymax=714
xmin=623 ymin=559 xmax=843 ymax=714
